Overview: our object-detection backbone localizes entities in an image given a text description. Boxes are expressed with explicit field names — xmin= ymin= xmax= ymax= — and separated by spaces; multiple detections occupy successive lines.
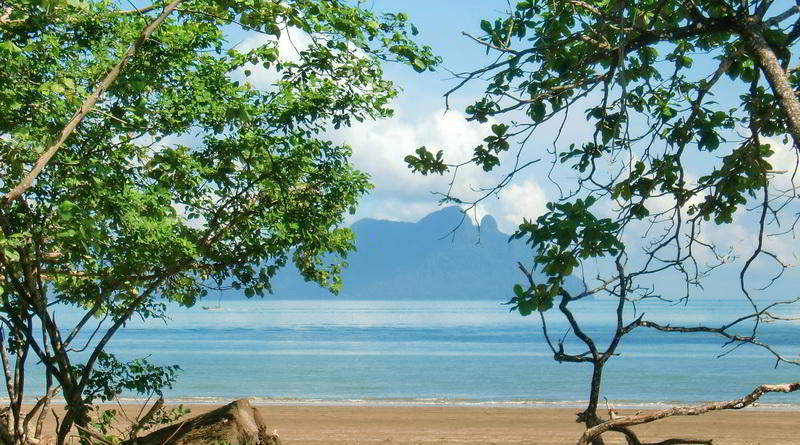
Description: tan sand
xmin=38 ymin=404 xmax=799 ymax=445
xmin=256 ymin=406 xmax=799 ymax=445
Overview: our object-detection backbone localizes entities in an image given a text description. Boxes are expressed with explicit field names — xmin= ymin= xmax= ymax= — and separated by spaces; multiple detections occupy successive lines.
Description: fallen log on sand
xmin=124 ymin=399 xmax=280 ymax=445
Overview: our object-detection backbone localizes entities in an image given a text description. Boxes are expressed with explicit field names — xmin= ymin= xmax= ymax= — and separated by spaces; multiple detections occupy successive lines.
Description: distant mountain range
xmin=267 ymin=206 xmax=581 ymax=300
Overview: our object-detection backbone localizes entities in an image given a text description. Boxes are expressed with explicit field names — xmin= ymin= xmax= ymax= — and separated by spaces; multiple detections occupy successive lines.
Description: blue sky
xmin=227 ymin=1 xmax=799 ymax=301
xmin=228 ymin=1 xmax=539 ymax=231
xmin=333 ymin=1 xmax=554 ymax=232
xmin=346 ymin=2 xmax=799 ymax=302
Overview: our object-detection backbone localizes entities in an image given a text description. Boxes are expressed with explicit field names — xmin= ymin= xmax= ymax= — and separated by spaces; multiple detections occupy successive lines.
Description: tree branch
xmin=114 ymin=4 xmax=162 ymax=15
xmin=559 ymin=292 xmax=600 ymax=361
xmin=0 ymin=329 xmax=16 ymax=412
xmin=740 ymin=19 xmax=800 ymax=149
xmin=76 ymin=274 xmax=170 ymax=394
xmin=577 ymin=382 xmax=800 ymax=445
xmin=0 ymin=7 xmax=12 ymax=25
xmin=764 ymin=5 xmax=800 ymax=26
xmin=635 ymin=315 xmax=800 ymax=367
xmin=23 ymin=385 xmax=60 ymax=441
xmin=1 ymin=0 xmax=184 ymax=206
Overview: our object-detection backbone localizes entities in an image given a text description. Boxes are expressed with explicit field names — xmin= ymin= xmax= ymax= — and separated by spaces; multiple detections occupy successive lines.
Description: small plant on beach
xmin=81 ymin=354 xmax=189 ymax=442
xmin=407 ymin=1 xmax=800 ymax=444
xmin=83 ymin=396 xmax=189 ymax=445
xmin=0 ymin=1 xmax=437 ymax=444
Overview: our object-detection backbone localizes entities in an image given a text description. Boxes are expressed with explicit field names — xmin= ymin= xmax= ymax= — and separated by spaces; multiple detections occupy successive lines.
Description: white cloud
xmin=491 ymin=180 xmax=549 ymax=232
xmin=334 ymin=108 xmax=549 ymax=233
xmin=764 ymin=136 xmax=800 ymax=193
xmin=231 ymin=27 xmax=313 ymax=88
xmin=344 ymin=109 xmax=490 ymax=195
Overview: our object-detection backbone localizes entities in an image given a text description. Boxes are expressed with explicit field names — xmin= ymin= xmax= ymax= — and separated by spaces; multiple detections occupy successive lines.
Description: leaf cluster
xmin=412 ymin=1 xmax=800 ymax=318
xmin=0 ymin=0 xmax=438 ymax=436
xmin=78 ymin=352 xmax=180 ymax=402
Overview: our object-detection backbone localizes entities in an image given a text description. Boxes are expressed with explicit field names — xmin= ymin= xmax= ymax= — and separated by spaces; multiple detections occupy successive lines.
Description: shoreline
xmin=18 ymin=396 xmax=800 ymax=412
xmin=166 ymin=399 xmax=800 ymax=413
xmin=28 ymin=403 xmax=800 ymax=444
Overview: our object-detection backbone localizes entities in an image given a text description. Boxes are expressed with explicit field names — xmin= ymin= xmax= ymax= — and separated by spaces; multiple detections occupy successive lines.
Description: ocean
xmin=26 ymin=298 xmax=800 ymax=409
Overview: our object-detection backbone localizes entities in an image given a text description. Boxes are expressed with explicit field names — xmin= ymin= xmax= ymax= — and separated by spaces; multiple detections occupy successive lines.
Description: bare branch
xmin=0 ymin=329 xmax=16 ymax=410
xmin=559 ymin=292 xmax=600 ymax=361
xmin=764 ymin=5 xmax=799 ymax=25
xmin=567 ymin=0 xmax=608 ymax=19
xmin=23 ymin=385 xmax=60 ymax=441
xmin=635 ymin=316 xmax=800 ymax=367
xmin=0 ymin=7 xmax=12 ymax=25
xmin=114 ymin=4 xmax=161 ymax=15
xmin=578 ymin=382 xmax=800 ymax=445
xmin=461 ymin=32 xmax=518 ymax=55
xmin=74 ymin=424 xmax=114 ymax=445
xmin=129 ymin=397 xmax=164 ymax=440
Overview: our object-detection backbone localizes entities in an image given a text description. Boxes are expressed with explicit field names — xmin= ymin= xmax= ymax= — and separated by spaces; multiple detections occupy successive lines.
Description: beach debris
xmin=577 ymin=382 xmax=800 ymax=445
xmin=603 ymin=397 xmax=618 ymax=420
xmin=123 ymin=399 xmax=282 ymax=445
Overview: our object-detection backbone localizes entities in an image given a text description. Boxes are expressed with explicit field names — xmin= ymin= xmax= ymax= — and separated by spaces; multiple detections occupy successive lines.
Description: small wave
xmin=7 ymin=395 xmax=800 ymax=412
xmin=83 ymin=397 xmax=798 ymax=411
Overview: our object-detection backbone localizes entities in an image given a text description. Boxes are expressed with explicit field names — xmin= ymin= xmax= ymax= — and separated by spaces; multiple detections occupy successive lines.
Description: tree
xmin=0 ymin=1 xmax=437 ymax=444
xmin=407 ymin=1 xmax=800 ymax=444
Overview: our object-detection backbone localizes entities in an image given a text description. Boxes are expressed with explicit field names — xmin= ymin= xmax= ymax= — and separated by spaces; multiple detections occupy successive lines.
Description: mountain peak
xmin=273 ymin=207 xmax=580 ymax=299
xmin=415 ymin=206 xmax=471 ymax=228
xmin=480 ymin=215 xmax=498 ymax=233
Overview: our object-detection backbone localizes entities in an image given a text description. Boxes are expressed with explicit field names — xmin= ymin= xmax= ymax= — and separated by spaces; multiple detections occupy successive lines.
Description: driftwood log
xmin=124 ymin=399 xmax=281 ymax=445
xmin=578 ymin=382 xmax=800 ymax=445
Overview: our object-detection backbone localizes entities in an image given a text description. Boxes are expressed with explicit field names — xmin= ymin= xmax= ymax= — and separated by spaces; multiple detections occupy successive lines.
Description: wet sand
xmin=42 ymin=404 xmax=800 ymax=445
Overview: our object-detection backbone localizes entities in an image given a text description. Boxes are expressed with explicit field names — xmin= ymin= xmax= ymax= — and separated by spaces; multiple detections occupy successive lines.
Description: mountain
xmin=267 ymin=206 xmax=581 ymax=300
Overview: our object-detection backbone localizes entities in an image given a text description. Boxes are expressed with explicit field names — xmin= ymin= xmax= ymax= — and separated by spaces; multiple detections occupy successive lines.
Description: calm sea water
xmin=26 ymin=298 xmax=800 ymax=408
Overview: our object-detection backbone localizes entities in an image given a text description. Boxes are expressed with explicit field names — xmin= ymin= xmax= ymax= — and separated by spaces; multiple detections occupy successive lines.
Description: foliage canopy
xmin=408 ymin=1 xmax=800 ymax=442
xmin=0 ymin=0 xmax=436 ymax=443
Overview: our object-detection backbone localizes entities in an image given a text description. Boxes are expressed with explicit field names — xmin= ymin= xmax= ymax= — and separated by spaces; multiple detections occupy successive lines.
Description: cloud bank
xmin=332 ymin=109 xmax=549 ymax=233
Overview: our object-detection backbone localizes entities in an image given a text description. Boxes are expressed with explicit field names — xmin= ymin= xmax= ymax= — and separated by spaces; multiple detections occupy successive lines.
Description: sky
xmin=340 ymin=1 xmax=551 ymax=232
xmin=352 ymin=2 xmax=798 ymax=301
xmin=236 ymin=0 xmax=549 ymax=233
xmin=225 ymin=1 xmax=800 ymax=302
xmin=231 ymin=0 xmax=785 ymax=235
xmin=326 ymin=1 xmax=800 ymax=277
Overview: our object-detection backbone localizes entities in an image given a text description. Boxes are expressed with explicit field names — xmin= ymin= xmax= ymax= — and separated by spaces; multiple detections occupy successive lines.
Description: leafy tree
xmin=0 ymin=0 xmax=436 ymax=443
xmin=407 ymin=1 xmax=800 ymax=444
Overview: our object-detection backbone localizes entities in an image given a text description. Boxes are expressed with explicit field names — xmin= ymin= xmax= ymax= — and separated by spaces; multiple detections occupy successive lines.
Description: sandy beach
xmin=41 ymin=404 xmax=799 ymax=445
xmin=250 ymin=405 xmax=799 ymax=445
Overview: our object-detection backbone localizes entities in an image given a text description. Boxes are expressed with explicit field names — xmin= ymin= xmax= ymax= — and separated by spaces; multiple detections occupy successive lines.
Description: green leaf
xmin=2 ymin=249 xmax=19 ymax=262
xmin=491 ymin=123 xmax=509 ymax=137
xmin=531 ymin=101 xmax=546 ymax=122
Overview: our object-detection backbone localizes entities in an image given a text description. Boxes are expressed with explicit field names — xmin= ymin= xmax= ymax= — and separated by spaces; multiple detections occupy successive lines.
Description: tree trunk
xmin=585 ymin=362 xmax=606 ymax=445
xmin=124 ymin=399 xmax=281 ymax=445
xmin=740 ymin=19 xmax=800 ymax=149
xmin=57 ymin=400 xmax=89 ymax=445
